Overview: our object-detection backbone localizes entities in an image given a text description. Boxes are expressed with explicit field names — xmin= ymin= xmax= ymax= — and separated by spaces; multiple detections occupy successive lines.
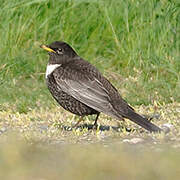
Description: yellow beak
xmin=40 ymin=44 xmax=56 ymax=53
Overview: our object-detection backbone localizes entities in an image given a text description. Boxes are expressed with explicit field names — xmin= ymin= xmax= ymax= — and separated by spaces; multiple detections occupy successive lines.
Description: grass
xmin=0 ymin=0 xmax=180 ymax=179
xmin=0 ymin=0 xmax=179 ymax=112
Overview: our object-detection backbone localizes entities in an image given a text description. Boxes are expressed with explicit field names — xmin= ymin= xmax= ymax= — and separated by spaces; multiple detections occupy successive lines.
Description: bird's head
xmin=40 ymin=41 xmax=77 ymax=64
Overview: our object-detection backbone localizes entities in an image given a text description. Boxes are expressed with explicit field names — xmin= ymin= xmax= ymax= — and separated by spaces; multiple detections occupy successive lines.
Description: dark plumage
xmin=41 ymin=41 xmax=162 ymax=132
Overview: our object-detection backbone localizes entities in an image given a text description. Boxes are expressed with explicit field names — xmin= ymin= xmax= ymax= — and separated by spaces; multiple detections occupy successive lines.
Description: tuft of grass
xmin=0 ymin=0 xmax=179 ymax=112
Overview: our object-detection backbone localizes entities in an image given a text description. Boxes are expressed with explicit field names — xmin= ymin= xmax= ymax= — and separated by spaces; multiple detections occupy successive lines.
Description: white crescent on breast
xmin=46 ymin=64 xmax=61 ymax=78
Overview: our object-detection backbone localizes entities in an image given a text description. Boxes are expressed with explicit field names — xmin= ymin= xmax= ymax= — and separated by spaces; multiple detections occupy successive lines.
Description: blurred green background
xmin=0 ymin=0 xmax=180 ymax=179
xmin=0 ymin=0 xmax=179 ymax=113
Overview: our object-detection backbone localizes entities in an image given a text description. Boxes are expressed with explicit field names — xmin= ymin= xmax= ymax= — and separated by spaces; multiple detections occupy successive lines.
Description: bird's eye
xmin=56 ymin=48 xmax=63 ymax=54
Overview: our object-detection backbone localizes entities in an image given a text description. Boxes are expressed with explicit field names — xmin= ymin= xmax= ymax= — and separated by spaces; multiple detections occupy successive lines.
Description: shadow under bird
xmin=40 ymin=41 xmax=162 ymax=133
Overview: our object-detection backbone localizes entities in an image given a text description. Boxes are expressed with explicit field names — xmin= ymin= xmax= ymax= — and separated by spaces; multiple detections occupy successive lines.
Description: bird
xmin=40 ymin=41 xmax=162 ymax=132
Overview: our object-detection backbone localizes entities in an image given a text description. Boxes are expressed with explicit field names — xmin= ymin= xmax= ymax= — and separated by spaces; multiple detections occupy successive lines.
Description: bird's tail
xmin=125 ymin=109 xmax=162 ymax=132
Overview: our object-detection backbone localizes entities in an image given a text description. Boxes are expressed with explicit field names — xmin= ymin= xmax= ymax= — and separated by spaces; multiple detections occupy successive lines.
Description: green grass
xmin=0 ymin=0 xmax=179 ymax=113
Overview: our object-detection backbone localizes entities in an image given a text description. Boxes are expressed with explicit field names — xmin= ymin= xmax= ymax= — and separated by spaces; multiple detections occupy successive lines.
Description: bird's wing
xmin=53 ymin=65 xmax=120 ymax=118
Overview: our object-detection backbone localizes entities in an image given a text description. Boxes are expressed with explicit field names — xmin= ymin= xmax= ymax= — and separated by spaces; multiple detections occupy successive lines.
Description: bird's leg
xmin=93 ymin=113 xmax=100 ymax=127
xmin=73 ymin=116 xmax=84 ymax=128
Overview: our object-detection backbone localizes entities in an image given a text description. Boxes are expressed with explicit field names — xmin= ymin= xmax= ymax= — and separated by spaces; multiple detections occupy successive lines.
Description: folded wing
xmin=53 ymin=66 xmax=121 ymax=119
